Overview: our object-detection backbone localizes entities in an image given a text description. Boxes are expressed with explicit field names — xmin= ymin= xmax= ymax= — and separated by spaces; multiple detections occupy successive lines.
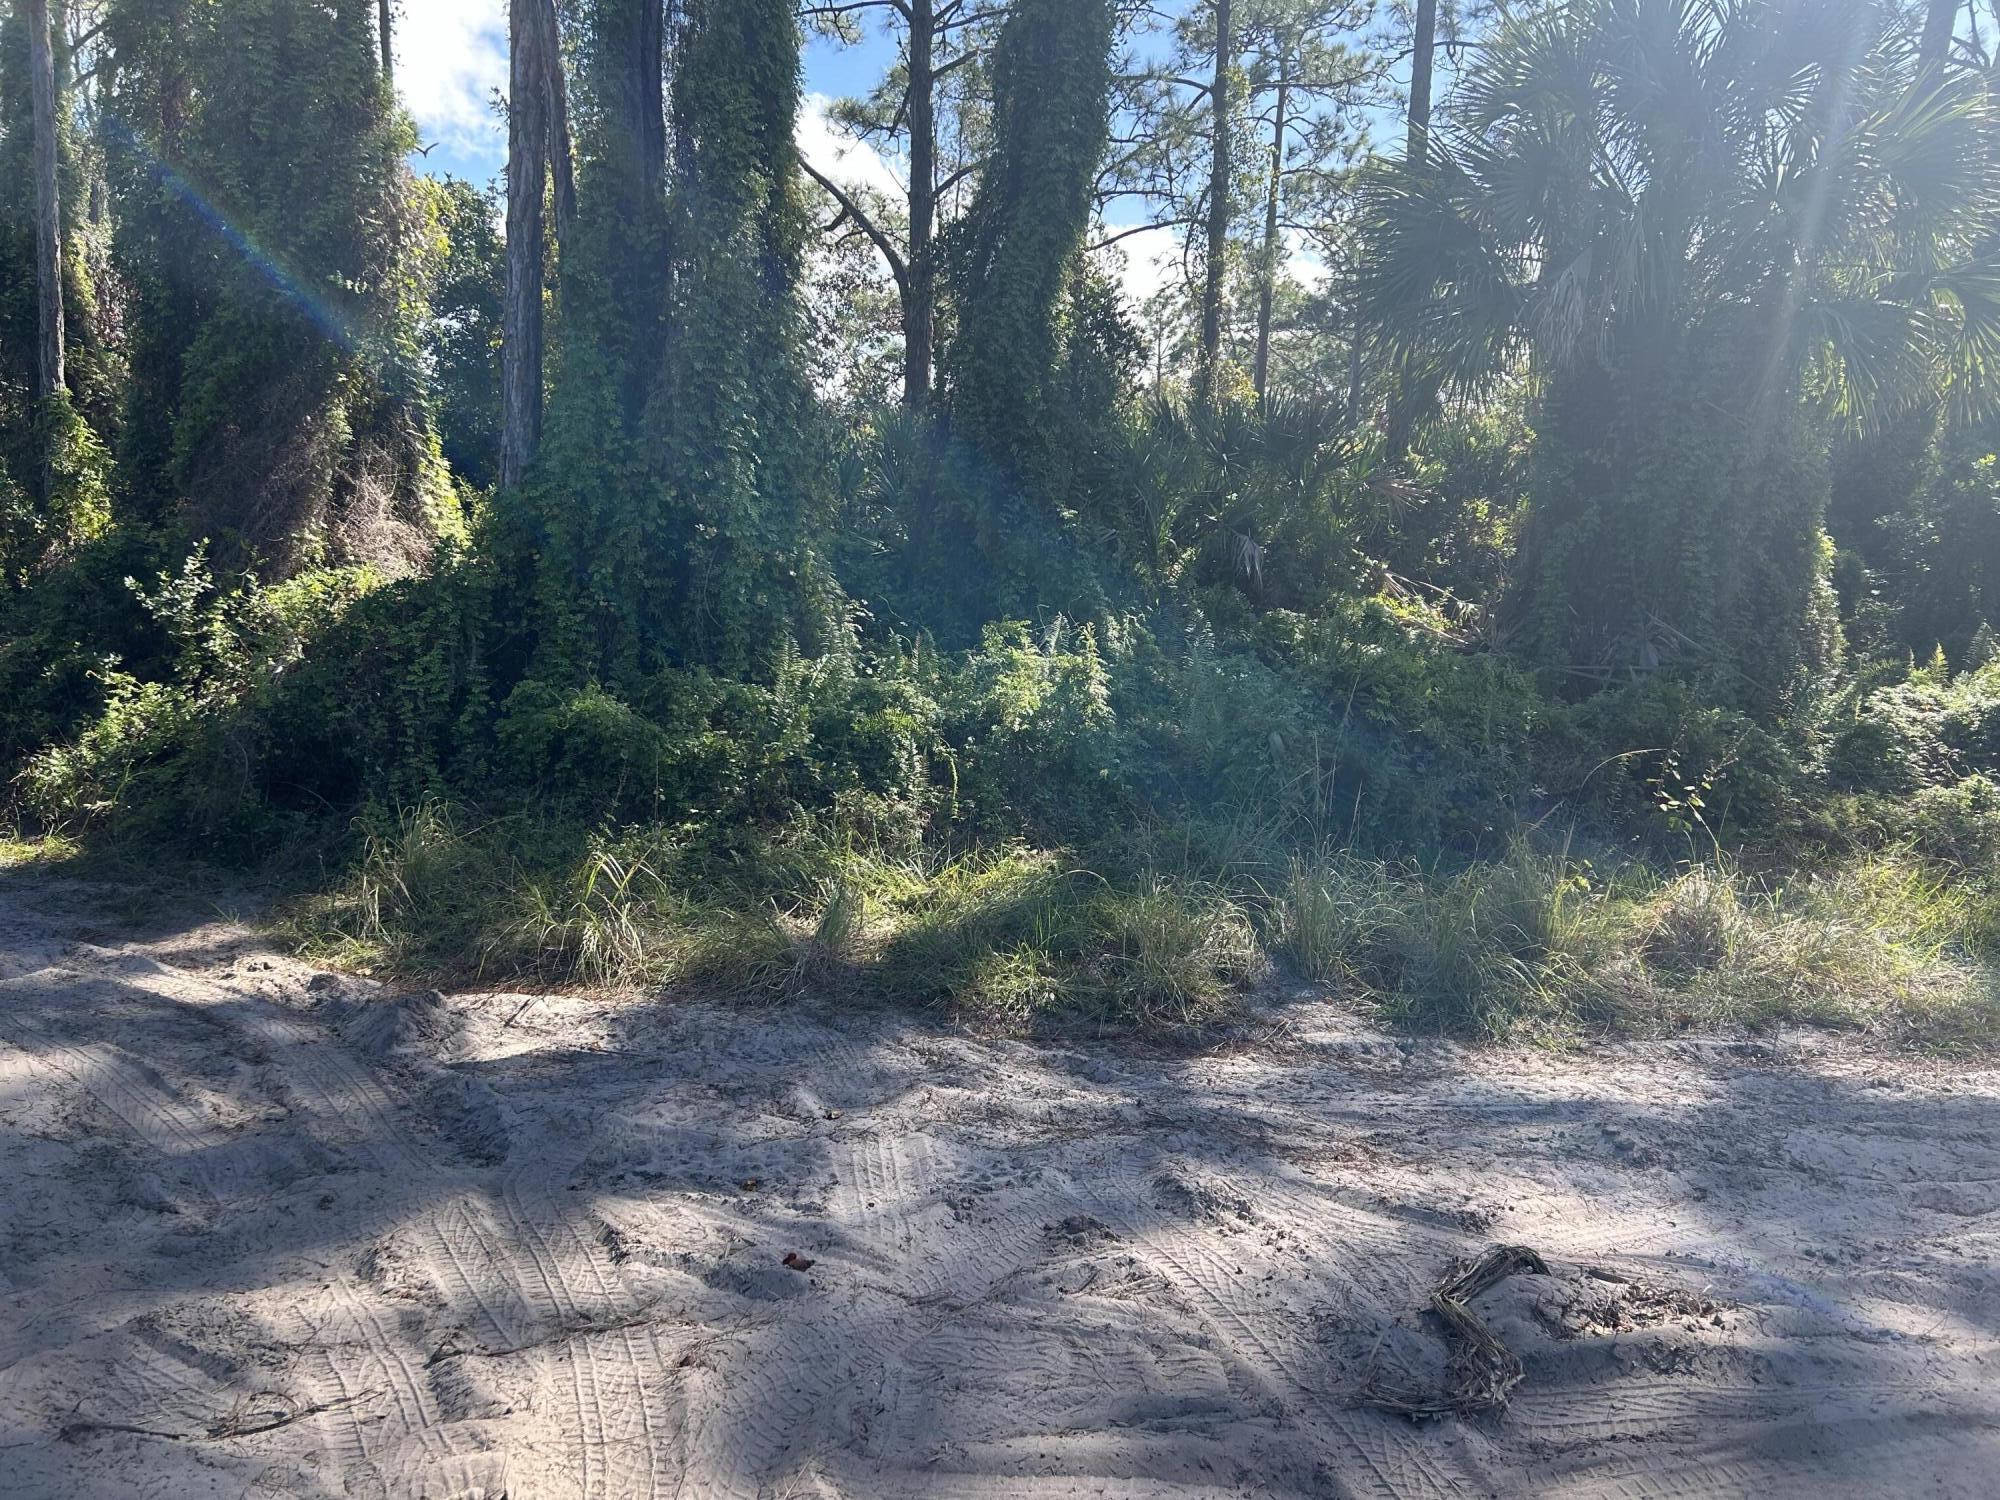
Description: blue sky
xmin=399 ymin=3 xmax=900 ymax=186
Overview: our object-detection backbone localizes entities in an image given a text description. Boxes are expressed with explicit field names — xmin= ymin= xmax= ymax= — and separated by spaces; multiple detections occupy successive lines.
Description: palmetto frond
xmin=1353 ymin=157 xmax=1529 ymax=397
xmin=1356 ymin=0 xmax=2000 ymax=430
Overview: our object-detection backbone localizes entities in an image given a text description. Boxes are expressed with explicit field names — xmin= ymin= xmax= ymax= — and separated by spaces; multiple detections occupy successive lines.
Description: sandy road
xmin=0 ymin=872 xmax=1996 ymax=1498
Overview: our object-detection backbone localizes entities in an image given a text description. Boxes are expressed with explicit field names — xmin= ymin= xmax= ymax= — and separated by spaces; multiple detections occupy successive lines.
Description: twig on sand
xmin=59 ymin=1388 xmax=382 ymax=1445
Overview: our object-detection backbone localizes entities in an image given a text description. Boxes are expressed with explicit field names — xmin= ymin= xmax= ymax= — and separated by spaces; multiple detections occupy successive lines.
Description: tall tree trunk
xmin=1346 ymin=311 xmax=1363 ymax=424
xmin=1922 ymin=0 xmax=1961 ymax=62
xmin=501 ymin=0 xmax=554 ymax=489
xmin=378 ymin=0 xmax=393 ymax=80
xmin=1252 ymin=58 xmax=1288 ymax=400
xmin=1198 ymin=0 xmax=1233 ymax=403
xmin=544 ymin=0 xmax=576 ymax=245
xmin=904 ymin=0 xmax=936 ymax=412
xmin=1407 ymin=0 xmax=1437 ymax=162
xmin=27 ymin=0 xmax=65 ymax=404
xmin=1383 ymin=0 xmax=1441 ymax=451
xmin=614 ymin=0 xmax=665 ymax=192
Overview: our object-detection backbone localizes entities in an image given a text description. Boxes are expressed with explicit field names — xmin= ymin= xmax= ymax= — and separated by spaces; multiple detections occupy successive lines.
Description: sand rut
xmin=0 ymin=875 xmax=1997 ymax=1497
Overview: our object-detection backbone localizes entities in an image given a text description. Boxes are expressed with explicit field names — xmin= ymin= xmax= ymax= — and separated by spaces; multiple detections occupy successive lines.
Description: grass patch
xmin=0 ymin=830 xmax=80 ymax=870
xmin=278 ymin=803 xmax=1996 ymax=1047
xmin=1277 ymin=841 xmax=2000 ymax=1048
xmin=1633 ymin=856 xmax=2000 ymax=1047
xmin=873 ymin=849 xmax=1266 ymax=1027
xmin=284 ymin=813 xmax=1270 ymax=1029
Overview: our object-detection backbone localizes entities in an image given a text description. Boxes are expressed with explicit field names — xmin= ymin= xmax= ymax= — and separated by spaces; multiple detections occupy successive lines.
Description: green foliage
xmin=1386 ymin=404 xmax=1528 ymax=601
xmin=1879 ymin=440 xmax=2000 ymax=667
xmin=418 ymin=178 xmax=505 ymax=491
xmin=1360 ymin=0 xmax=2000 ymax=719
xmin=1119 ymin=391 xmax=1364 ymax=612
xmin=1248 ymin=597 xmax=1544 ymax=845
xmin=836 ymin=409 xmax=1118 ymax=642
xmin=1828 ymin=660 xmax=2000 ymax=795
xmin=520 ymin=0 xmax=835 ymax=685
xmin=103 ymin=0 xmax=448 ymax=571
xmin=1544 ymin=676 xmax=1800 ymax=843
xmin=1900 ymin=775 xmax=2000 ymax=868
xmin=0 ymin=394 xmax=112 ymax=585
xmin=19 ymin=551 xmax=382 ymax=850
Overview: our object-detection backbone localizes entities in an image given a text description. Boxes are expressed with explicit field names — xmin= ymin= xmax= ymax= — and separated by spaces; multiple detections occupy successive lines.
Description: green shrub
xmin=1900 ymin=775 xmax=2000 ymax=868
xmin=1828 ymin=661 xmax=2000 ymax=797
xmin=1549 ymin=676 xmax=1800 ymax=841
xmin=19 ymin=552 xmax=380 ymax=850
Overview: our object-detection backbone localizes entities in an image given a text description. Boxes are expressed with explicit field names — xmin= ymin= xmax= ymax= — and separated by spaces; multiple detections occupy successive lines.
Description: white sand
xmin=1 ymin=873 xmax=1995 ymax=1498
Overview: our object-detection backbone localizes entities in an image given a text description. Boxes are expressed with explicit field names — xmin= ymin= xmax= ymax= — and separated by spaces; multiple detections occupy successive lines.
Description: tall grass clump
xmin=291 ymin=806 xmax=698 ymax=988
xmin=486 ymin=849 xmax=682 ymax=987
xmin=1276 ymin=836 xmax=1997 ymax=1048
xmin=1277 ymin=839 xmax=1633 ymax=1040
xmin=1640 ymin=854 xmax=2000 ymax=1045
xmin=871 ymin=848 xmax=1267 ymax=1028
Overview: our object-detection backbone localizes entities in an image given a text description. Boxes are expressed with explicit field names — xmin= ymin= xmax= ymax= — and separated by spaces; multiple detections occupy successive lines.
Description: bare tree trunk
xmin=1922 ymin=0 xmax=1961 ymax=62
xmin=1346 ymin=311 xmax=1363 ymax=424
xmin=1407 ymin=0 xmax=1436 ymax=162
xmin=1252 ymin=60 xmax=1288 ymax=401
xmin=378 ymin=0 xmax=393 ymax=80
xmin=27 ymin=0 xmax=65 ymax=404
xmin=905 ymin=0 xmax=936 ymax=412
xmin=1198 ymin=0 xmax=1233 ymax=403
xmin=501 ymin=0 xmax=554 ymax=489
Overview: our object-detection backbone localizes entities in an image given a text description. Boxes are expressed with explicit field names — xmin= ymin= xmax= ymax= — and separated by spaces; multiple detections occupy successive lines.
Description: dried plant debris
xmin=1362 ymin=1243 xmax=1550 ymax=1421
xmin=1540 ymin=1270 xmax=1726 ymax=1339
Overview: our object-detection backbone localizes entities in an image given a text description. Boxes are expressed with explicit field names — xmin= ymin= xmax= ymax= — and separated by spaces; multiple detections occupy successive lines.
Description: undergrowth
xmin=12 ymin=538 xmax=2000 ymax=1050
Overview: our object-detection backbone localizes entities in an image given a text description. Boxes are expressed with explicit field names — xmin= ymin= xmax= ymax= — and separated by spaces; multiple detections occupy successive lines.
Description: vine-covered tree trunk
xmin=378 ymin=0 xmax=392 ymax=79
xmin=612 ymin=0 xmax=665 ymax=193
xmin=521 ymin=0 xmax=831 ymax=679
xmin=27 ymin=0 xmax=64 ymax=403
xmin=501 ymin=0 xmax=554 ymax=489
xmin=946 ymin=0 xmax=1112 ymax=477
xmin=566 ymin=0 xmax=667 ymax=425
xmin=1199 ymin=0 xmax=1233 ymax=402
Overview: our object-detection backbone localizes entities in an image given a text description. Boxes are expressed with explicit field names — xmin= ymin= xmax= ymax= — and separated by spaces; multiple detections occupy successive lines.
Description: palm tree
xmin=1358 ymin=0 xmax=2000 ymax=712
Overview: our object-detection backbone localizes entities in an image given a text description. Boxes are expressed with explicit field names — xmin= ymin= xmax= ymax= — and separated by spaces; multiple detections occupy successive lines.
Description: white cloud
xmin=394 ymin=0 xmax=507 ymax=164
xmin=1097 ymin=223 xmax=1332 ymax=309
xmin=796 ymin=93 xmax=906 ymax=202
xmin=1282 ymin=227 xmax=1333 ymax=292
xmin=1099 ymin=224 xmax=1190 ymax=306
